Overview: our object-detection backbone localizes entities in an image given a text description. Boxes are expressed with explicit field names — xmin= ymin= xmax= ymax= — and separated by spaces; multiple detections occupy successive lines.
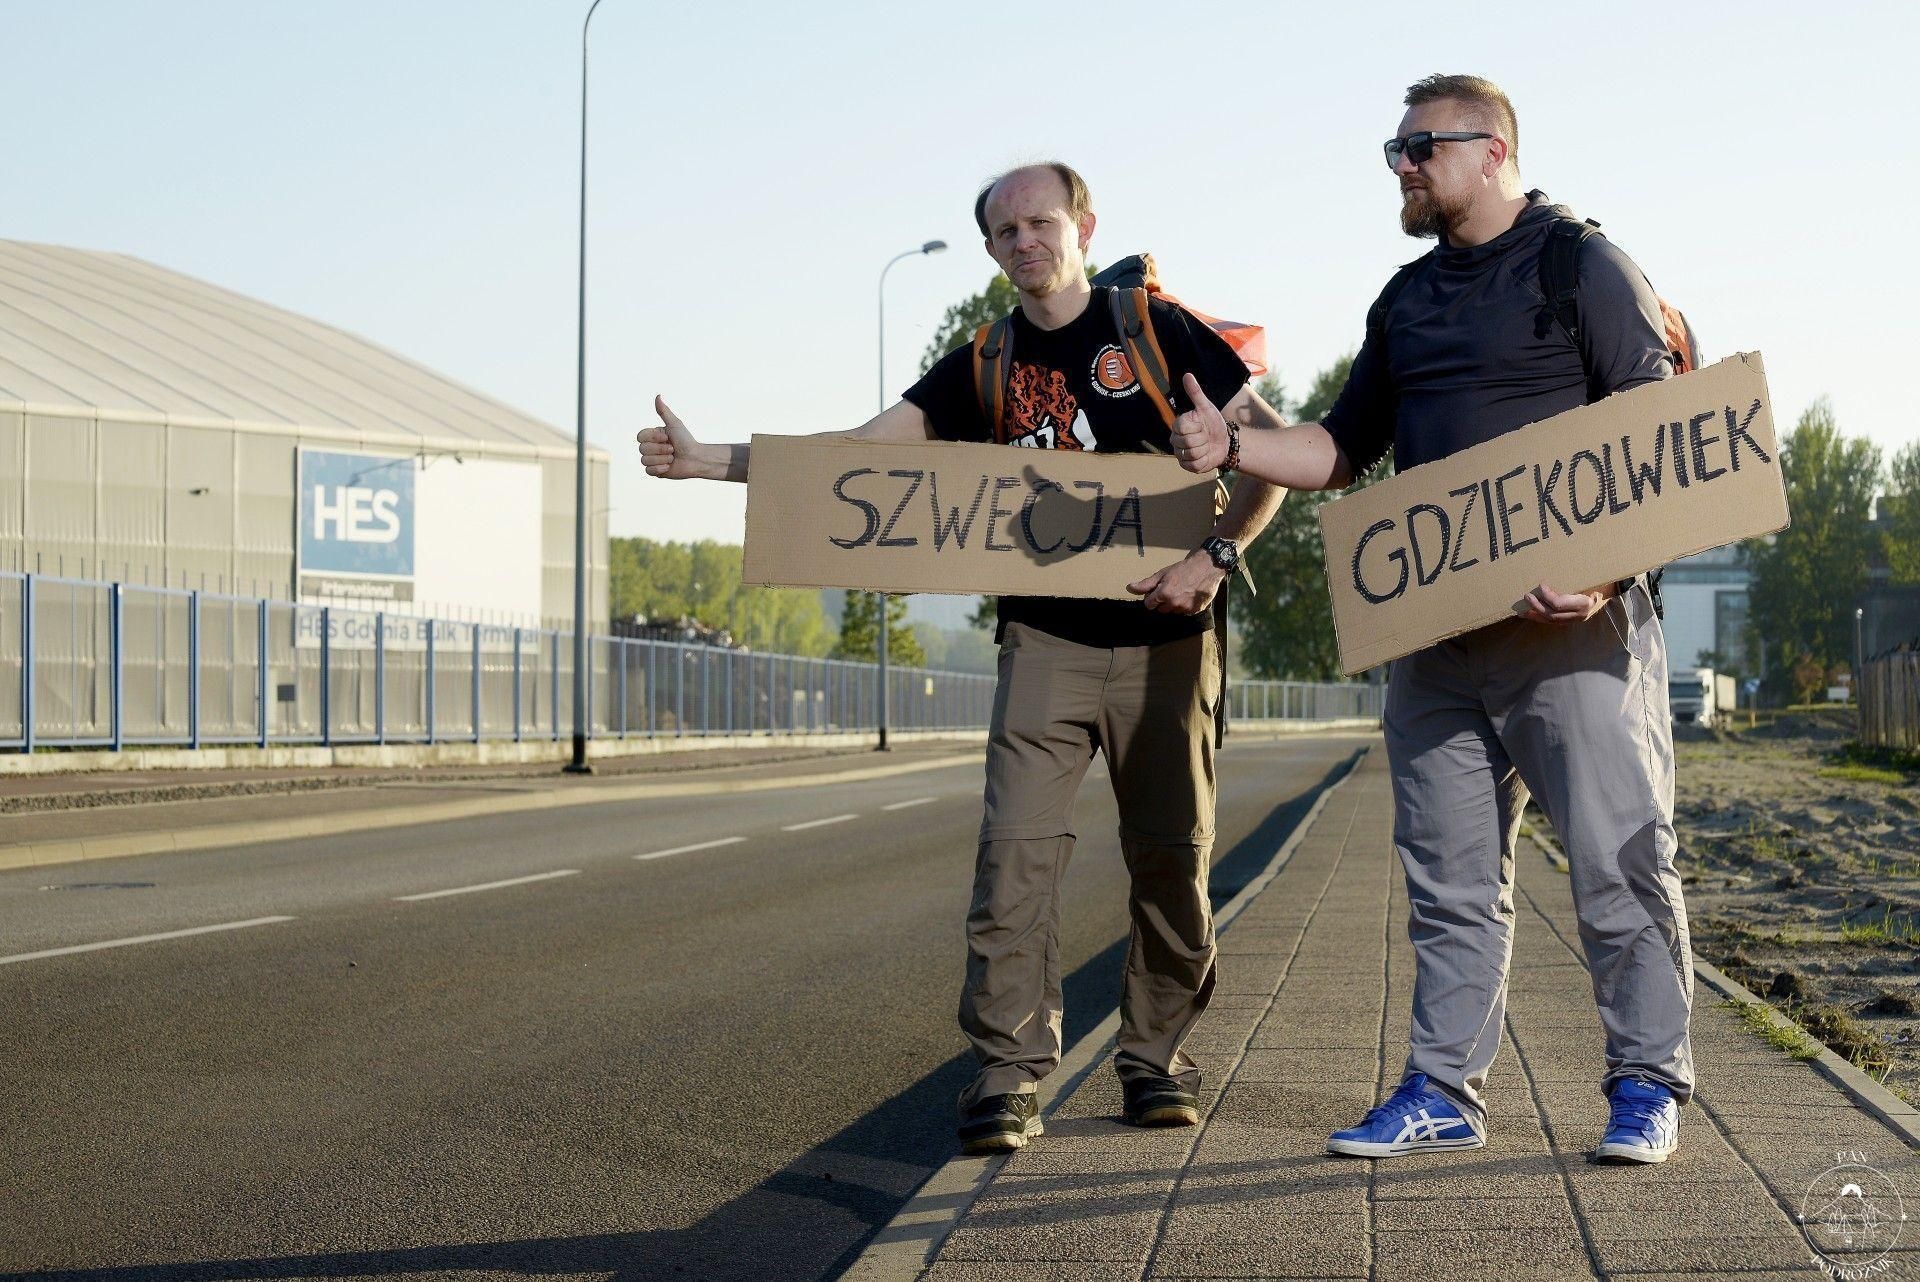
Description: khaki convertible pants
xmin=957 ymin=622 xmax=1220 ymax=1111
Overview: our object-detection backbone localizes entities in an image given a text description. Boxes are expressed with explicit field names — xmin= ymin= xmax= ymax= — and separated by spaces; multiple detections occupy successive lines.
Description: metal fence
xmin=1224 ymin=678 xmax=1382 ymax=723
xmin=1859 ymin=647 xmax=1920 ymax=752
xmin=0 ymin=570 xmax=1381 ymax=751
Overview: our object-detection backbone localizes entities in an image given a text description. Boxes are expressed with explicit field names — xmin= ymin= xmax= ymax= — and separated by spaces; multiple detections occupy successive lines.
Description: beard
xmin=1399 ymin=184 xmax=1470 ymax=239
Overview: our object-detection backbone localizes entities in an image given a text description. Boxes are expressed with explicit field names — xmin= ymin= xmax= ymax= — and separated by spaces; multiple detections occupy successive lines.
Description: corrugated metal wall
xmin=538 ymin=452 xmax=609 ymax=631
xmin=0 ymin=408 xmax=607 ymax=630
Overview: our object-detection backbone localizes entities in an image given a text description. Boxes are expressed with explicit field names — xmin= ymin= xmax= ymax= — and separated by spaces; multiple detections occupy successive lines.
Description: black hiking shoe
xmin=957 ymin=1092 xmax=1043 ymax=1154
xmin=1123 ymin=1077 xmax=1201 ymax=1127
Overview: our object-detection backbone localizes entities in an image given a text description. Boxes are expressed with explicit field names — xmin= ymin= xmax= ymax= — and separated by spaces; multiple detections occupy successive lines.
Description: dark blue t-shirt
xmin=1323 ymin=191 xmax=1674 ymax=476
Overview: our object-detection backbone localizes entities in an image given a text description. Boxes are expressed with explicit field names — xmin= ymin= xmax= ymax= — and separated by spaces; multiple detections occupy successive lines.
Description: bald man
xmin=640 ymin=161 xmax=1289 ymax=1153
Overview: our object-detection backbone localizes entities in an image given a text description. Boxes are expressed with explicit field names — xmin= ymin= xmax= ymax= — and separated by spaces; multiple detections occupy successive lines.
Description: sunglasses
xmin=1384 ymin=131 xmax=1493 ymax=169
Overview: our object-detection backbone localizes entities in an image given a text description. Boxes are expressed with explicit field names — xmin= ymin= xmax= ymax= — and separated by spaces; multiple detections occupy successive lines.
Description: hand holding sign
xmin=1519 ymin=581 xmax=1615 ymax=626
xmin=1127 ymin=550 xmax=1226 ymax=615
xmin=638 ymin=397 xmax=705 ymax=480
xmin=1170 ymin=373 xmax=1229 ymax=473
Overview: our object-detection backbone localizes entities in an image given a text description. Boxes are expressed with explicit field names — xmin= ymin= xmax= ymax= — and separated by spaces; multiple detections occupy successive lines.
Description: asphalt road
xmin=0 ymin=733 xmax=1369 ymax=1282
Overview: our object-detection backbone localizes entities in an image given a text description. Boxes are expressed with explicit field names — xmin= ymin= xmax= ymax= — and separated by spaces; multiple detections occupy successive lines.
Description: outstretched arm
xmin=637 ymin=396 xmax=934 ymax=484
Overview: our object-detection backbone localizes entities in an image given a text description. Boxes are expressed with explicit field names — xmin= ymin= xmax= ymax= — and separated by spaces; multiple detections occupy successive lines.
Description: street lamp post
xmin=566 ymin=0 xmax=608 ymax=775
xmin=1854 ymin=606 xmax=1865 ymax=704
xmin=875 ymin=240 xmax=946 ymax=751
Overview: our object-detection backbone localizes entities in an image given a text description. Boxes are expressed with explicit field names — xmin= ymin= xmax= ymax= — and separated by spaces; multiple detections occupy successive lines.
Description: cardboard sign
xmin=1318 ymin=352 xmax=1789 ymax=675
xmin=742 ymin=435 xmax=1216 ymax=598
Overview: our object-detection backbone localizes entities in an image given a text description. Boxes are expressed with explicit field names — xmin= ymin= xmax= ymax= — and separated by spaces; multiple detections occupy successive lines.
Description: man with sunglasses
xmin=1169 ymin=74 xmax=1693 ymax=1165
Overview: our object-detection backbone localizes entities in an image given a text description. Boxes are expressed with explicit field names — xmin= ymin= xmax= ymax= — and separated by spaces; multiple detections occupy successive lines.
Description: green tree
xmin=1882 ymin=441 xmax=1920 ymax=585
xmin=608 ymin=537 xmax=833 ymax=656
xmin=1745 ymin=398 xmax=1882 ymax=700
xmin=833 ymin=590 xmax=926 ymax=666
xmin=920 ymin=272 xmax=1020 ymax=376
xmin=1236 ymin=356 xmax=1393 ymax=680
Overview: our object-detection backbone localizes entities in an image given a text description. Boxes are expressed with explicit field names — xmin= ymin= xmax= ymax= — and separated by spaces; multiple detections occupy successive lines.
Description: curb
xmin=1526 ymin=829 xmax=1920 ymax=1150
xmin=0 ymin=721 xmax=1373 ymax=779
xmin=1223 ymin=717 xmax=1379 ymax=740
xmin=0 ymin=729 xmax=986 ymax=778
xmin=841 ymin=746 xmax=1369 ymax=1282
xmin=0 ymin=752 xmax=986 ymax=873
xmin=1693 ymin=959 xmax=1920 ymax=1150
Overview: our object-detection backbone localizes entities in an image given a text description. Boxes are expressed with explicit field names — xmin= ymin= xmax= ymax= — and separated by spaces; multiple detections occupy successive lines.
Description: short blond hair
xmin=1404 ymin=74 xmax=1519 ymax=168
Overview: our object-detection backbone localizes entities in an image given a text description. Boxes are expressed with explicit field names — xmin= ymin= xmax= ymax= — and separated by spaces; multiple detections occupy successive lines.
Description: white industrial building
xmin=0 ymin=239 xmax=608 ymax=630
xmin=1658 ymin=545 xmax=1749 ymax=674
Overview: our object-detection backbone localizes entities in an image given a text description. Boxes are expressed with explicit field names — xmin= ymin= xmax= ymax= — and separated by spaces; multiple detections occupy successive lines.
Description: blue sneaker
xmin=1595 ymin=1077 xmax=1679 ymax=1163
xmin=1326 ymin=1073 xmax=1484 ymax=1157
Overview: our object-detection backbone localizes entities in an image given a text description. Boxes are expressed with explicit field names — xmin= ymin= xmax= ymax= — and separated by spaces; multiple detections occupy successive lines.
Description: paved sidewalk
xmin=863 ymin=747 xmax=1920 ymax=1281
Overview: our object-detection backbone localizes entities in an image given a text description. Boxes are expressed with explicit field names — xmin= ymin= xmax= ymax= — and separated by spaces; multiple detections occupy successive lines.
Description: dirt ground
xmin=1664 ymin=709 xmax=1920 ymax=1102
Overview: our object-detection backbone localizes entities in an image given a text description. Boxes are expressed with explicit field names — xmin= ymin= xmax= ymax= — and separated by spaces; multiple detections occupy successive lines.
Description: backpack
xmin=1364 ymin=214 xmax=1695 ymax=618
xmin=1540 ymin=217 xmax=1700 ymax=382
xmin=1365 ymin=215 xmax=1699 ymax=378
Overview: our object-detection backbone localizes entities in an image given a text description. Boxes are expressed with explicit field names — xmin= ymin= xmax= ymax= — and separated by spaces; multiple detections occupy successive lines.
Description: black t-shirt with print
xmin=903 ymin=287 xmax=1249 ymax=648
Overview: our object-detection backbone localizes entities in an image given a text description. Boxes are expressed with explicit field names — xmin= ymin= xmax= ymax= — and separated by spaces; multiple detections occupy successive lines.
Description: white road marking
xmin=0 ymin=916 xmax=296 ymax=966
xmin=781 ymin=814 xmax=859 ymax=832
xmin=636 ymin=837 xmax=746 ymax=862
xmin=881 ymin=797 xmax=937 ymax=811
xmin=395 ymin=870 xmax=580 ymax=902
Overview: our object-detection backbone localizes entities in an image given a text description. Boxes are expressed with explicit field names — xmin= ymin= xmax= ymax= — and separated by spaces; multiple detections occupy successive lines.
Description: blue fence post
xmin=512 ymin=627 xmax=523 ymax=743
xmin=472 ymin=624 xmax=482 ymax=743
xmin=744 ymin=649 xmax=753 ymax=735
xmin=110 ymin=582 xmax=123 ymax=752
xmin=257 ymin=598 xmax=269 ymax=748
xmin=375 ymin=611 xmax=386 ymax=746
xmin=320 ymin=606 xmax=332 ymax=747
xmin=188 ymin=589 xmax=201 ymax=750
xmin=18 ymin=574 xmax=30 ymax=753
xmin=646 ymin=641 xmax=656 ymax=736
xmin=550 ymin=629 xmax=560 ymax=742
xmin=618 ymin=639 xmax=629 ymax=739
xmin=425 ymin=618 xmax=436 ymax=745
xmin=726 ymin=649 xmax=734 ymax=735
xmin=674 ymin=641 xmax=685 ymax=738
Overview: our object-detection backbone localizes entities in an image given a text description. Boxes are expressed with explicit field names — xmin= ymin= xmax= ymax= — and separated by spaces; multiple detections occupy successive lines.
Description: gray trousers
xmin=1385 ymin=582 xmax=1693 ymax=1130
xmin=957 ymin=622 xmax=1219 ymax=1111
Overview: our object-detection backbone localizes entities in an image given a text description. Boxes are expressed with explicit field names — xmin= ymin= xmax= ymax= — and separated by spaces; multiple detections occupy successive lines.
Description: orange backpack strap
xmin=1107 ymin=287 xmax=1177 ymax=429
xmin=971 ymin=316 xmax=1014 ymax=442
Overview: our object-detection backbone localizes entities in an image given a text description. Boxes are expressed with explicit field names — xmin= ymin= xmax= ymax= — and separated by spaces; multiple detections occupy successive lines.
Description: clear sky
xmin=5 ymin=0 xmax=1912 ymax=545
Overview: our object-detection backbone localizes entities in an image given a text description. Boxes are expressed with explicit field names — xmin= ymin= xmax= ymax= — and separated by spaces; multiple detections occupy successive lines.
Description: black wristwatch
xmin=1202 ymin=536 xmax=1240 ymax=575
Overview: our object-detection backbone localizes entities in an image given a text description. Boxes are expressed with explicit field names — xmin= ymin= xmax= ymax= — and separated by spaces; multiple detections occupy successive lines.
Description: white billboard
xmin=297 ymin=449 xmax=543 ymax=623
